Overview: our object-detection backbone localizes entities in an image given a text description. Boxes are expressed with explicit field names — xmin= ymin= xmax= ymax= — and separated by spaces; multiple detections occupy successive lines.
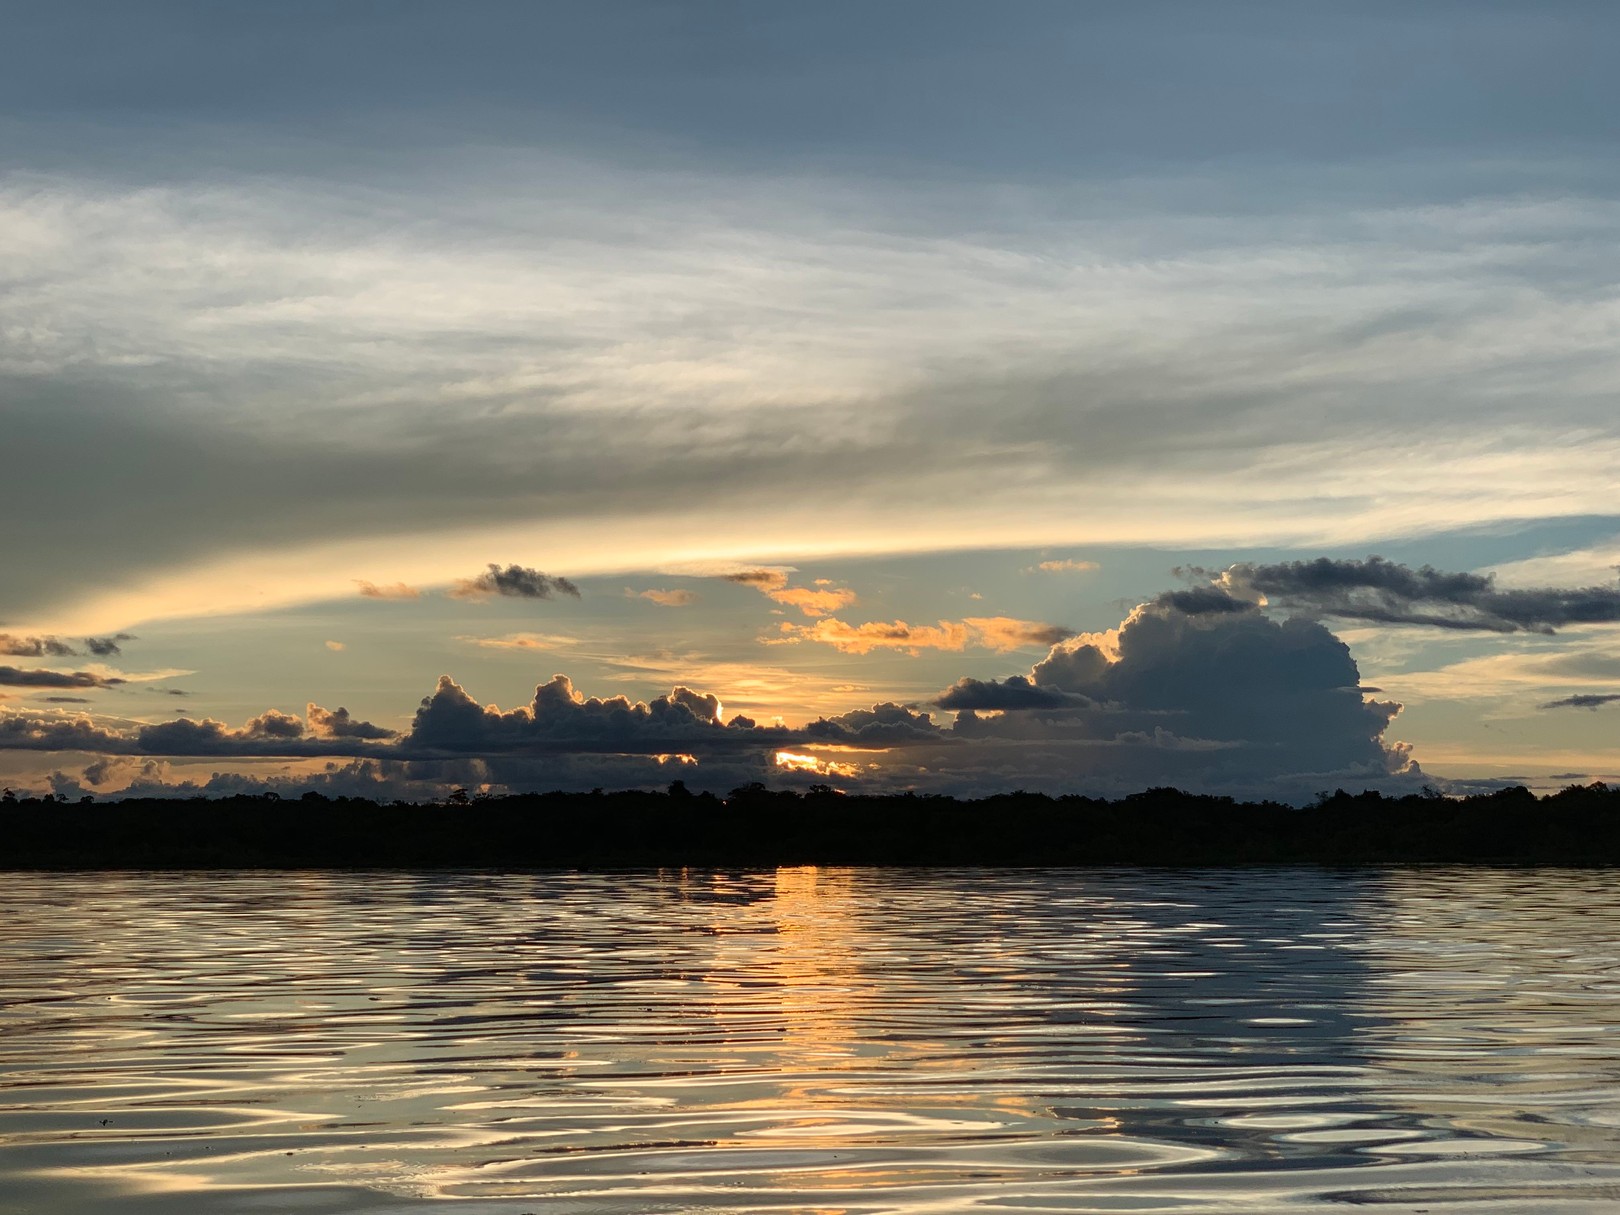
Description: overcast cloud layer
xmin=6 ymin=4 xmax=1620 ymax=798
xmin=6 ymin=4 xmax=1620 ymax=629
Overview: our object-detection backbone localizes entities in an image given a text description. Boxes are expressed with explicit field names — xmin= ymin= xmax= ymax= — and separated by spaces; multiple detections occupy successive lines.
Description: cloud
xmin=0 ymin=710 xmax=129 ymax=752
xmin=965 ymin=617 xmax=1076 ymax=652
xmin=449 ymin=563 xmax=581 ymax=601
xmin=42 ymin=696 xmax=91 ymax=704
xmin=243 ymin=710 xmax=305 ymax=739
xmin=803 ymin=702 xmax=946 ymax=744
xmin=633 ymin=588 xmax=698 ymax=607
xmin=0 ymin=633 xmax=128 ymax=658
xmin=0 ymin=666 xmax=125 ymax=689
xmin=356 ymin=580 xmax=422 ymax=599
xmin=306 ymin=703 xmax=397 ymax=740
xmin=934 ymin=675 xmax=1081 ymax=711
xmin=324 ymin=640 xmax=346 ymax=652
xmin=1540 ymin=693 xmax=1620 ymax=710
xmin=0 ymin=607 xmax=1419 ymax=802
xmin=0 ymin=635 xmax=78 ymax=658
xmin=1206 ymin=556 xmax=1620 ymax=635
xmin=773 ymin=615 xmax=1072 ymax=656
xmin=768 ymin=585 xmax=859 ymax=617
xmin=406 ymin=673 xmax=777 ymax=755
xmin=723 ymin=569 xmax=855 ymax=617
xmin=865 ymin=593 xmax=1424 ymax=801
xmin=129 ymin=703 xmax=395 ymax=757
xmin=1027 ymin=559 xmax=1100 ymax=574
xmin=723 ymin=569 xmax=791 ymax=590
xmin=458 ymin=632 xmax=580 ymax=651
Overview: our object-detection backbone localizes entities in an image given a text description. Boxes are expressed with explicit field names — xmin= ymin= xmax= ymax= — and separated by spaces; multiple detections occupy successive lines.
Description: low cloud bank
xmin=3 ymin=582 xmax=1444 ymax=802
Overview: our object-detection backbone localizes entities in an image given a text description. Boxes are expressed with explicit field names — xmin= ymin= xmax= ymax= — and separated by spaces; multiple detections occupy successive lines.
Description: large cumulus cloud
xmin=902 ymin=596 xmax=1418 ymax=800
xmin=407 ymin=673 xmax=779 ymax=755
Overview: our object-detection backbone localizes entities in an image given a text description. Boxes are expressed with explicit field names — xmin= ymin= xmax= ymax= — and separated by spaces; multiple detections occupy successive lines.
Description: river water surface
xmin=2 ymin=868 xmax=1619 ymax=1213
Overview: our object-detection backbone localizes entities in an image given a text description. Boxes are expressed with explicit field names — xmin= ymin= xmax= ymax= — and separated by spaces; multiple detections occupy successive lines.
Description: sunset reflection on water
xmin=2 ymin=868 xmax=1620 ymax=1214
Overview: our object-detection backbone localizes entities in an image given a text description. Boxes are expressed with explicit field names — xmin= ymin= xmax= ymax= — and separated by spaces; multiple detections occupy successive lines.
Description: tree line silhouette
xmin=3 ymin=781 xmax=1619 ymax=867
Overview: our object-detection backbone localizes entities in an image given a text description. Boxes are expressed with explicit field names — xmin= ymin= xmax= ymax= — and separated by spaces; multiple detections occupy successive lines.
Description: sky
xmin=5 ymin=0 xmax=1620 ymax=802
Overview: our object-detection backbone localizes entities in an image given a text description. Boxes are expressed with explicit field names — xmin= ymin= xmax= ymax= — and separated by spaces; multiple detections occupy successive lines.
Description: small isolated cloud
xmin=449 ymin=563 xmax=581 ymax=601
xmin=722 ymin=568 xmax=856 ymax=617
xmin=0 ymin=666 xmax=125 ymax=689
xmin=773 ymin=615 xmax=1072 ymax=656
xmin=324 ymin=640 xmax=346 ymax=652
xmin=632 ymin=588 xmax=698 ymax=607
xmin=1540 ymin=692 xmax=1620 ymax=710
xmin=723 ymin=568 xmax=793 ymax=590
xmin=1027 ymin=559 xmax=1100 ymax=574
xmin=355 ymin=580 xmax=422 ymax=599
xmin=769 ymin=585 xmax=858 ymax=616
xmin=1198 ymin=556 xmax=1620 ymax=635
xmin=83 ymin=634 xmax=134 ymax=657
xmin=42 ymin=696 xmax=91 ymax=704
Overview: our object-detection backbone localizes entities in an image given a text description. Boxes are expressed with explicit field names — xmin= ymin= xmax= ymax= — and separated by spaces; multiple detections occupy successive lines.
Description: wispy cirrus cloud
xmin=1026 ymin=559 xmax=1099 ymax=574
xmin=355 ymin=580 xmax=421 ymax=600
xmin=771 ymin=615 xmax=1072 ymax=656
xmin=15 ymin=160 xmax=1620 ymax=631
xmin=631 ymin=588 xmax=698 ymax=607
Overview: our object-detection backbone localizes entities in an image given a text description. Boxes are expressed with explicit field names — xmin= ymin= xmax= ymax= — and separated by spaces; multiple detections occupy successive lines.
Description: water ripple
xmin=2 ymin=867 xmax=1619 ymax=1212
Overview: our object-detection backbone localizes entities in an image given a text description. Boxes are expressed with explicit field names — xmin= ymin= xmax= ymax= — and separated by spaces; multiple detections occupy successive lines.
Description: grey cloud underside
xmin=8 ymin=288 xmax=1617 ymax=626
xmin=0 ymin=633 xmax=129 ymax=657
xmin=452 ymin=564 xmax=580 ymax=600
xmin=1540 ymin=693 xmax=1620 ymax=711
xmin=1198 ymin=556 xmax=1620 ymax=634
xmin=934 ymin=675 xmax=1084 ymax=711
xmin=0 ymin=666 xmax=123 ymax=689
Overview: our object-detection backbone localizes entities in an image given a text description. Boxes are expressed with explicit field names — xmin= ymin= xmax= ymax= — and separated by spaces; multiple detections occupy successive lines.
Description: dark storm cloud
xmin=1153 ymin=586 xmax=1258 ymax=616
xmin=1540 ymin=693 xmax=1620 ymax=710
xmin=803 ymin=703 xmax=945 ymax=745
xmin=933 ymin=675 xmax=1081 ymax=711
xmin=0 ymin=711 xmax=127 ymax=752
xmin=406 ymin=674 xmax=780 ymax=755
xmin=307 ymin=703 xmax=398 ymax=740
xmin=901 ymin=594 xmax=1419 ymax=801
xmin=126 ymin=703 xmax=398 ymax=757
xmin=1210 ymin=556 xmax=1620 ymax=635
xmin=0 ymin=667 xmax=124 ymax=689
xmin=449 ymin=564 xmax=581 ymax=601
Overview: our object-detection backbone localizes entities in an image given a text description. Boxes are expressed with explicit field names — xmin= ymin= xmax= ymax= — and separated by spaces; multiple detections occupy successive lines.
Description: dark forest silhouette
xmin=3 ymin=781 xmax=1619 ymax=867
